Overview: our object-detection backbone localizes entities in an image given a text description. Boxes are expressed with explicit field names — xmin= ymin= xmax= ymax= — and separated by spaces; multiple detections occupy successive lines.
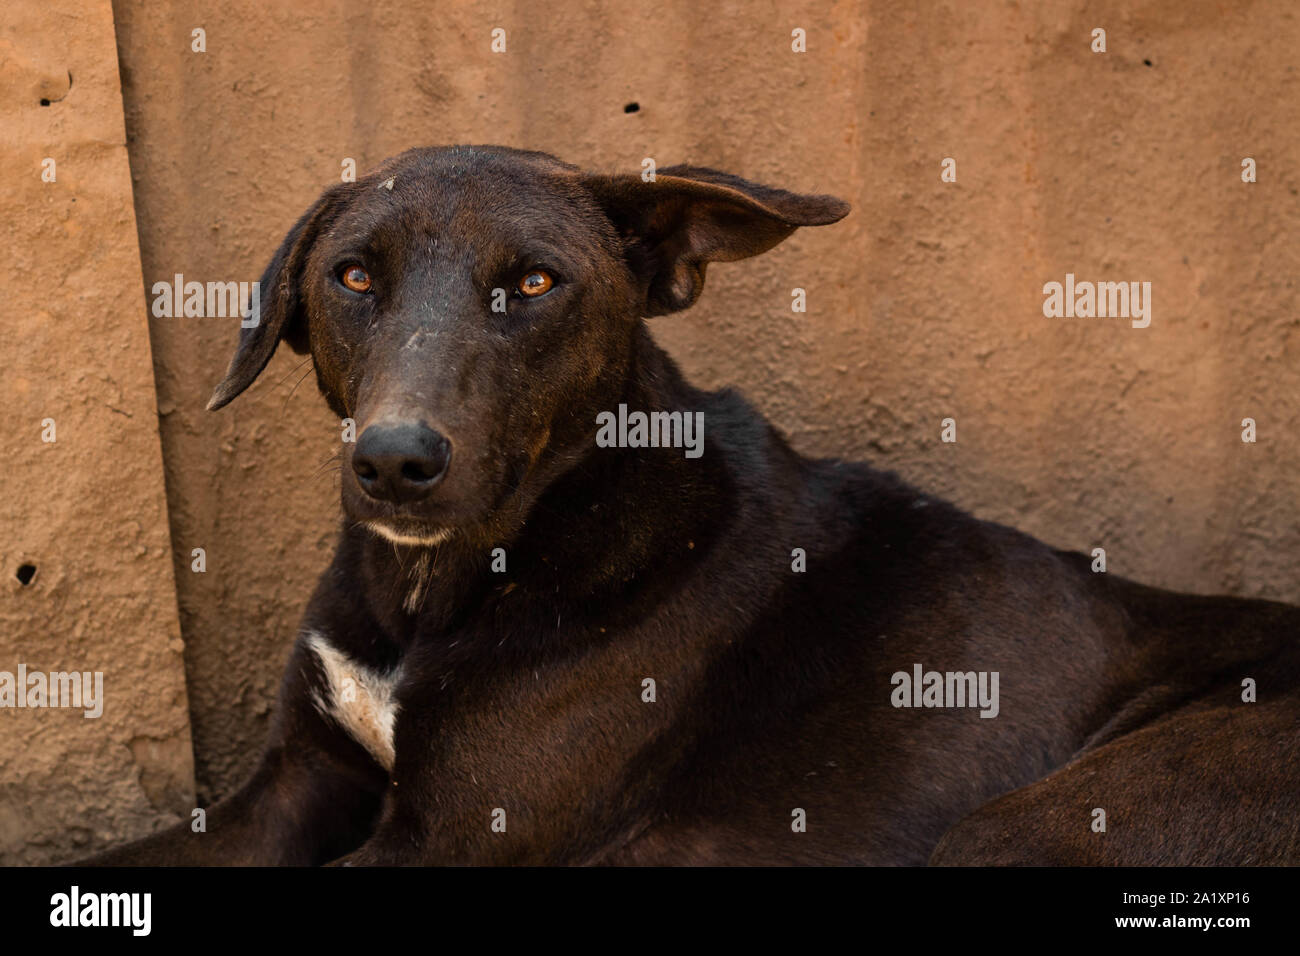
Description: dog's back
xmin=596 ymin=374 xmax=1300 ymax=864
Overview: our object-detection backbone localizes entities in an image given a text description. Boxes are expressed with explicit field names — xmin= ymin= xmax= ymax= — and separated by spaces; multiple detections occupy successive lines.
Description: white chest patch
xmin=304 ymin=631 xmax=402 ymax=772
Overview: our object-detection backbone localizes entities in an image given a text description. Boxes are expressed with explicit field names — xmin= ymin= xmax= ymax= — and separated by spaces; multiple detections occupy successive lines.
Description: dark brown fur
xmin=84 ymin=146 xmax=1300 ymax=866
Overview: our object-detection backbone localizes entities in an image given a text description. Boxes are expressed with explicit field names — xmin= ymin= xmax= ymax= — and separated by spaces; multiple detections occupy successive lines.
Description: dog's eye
xmin=340 ymin=265 xmax=372 ymax=293
xmin=517 ymin=270 xmax=554 ymax=297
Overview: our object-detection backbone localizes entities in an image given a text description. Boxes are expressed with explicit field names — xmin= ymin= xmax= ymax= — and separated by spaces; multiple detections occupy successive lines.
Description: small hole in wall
xmin=16 ymin=564 xmax=37 ymax=586
xmin=624 ymin=102 xmax=640 ymax=113
xmin=1143 ymin=59 xmax=1152 ymax=67
xmin=39 ymin=98 xmax=51 ymax=106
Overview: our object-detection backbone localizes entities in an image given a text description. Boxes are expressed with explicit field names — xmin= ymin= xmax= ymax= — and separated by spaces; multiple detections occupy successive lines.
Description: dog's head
xmin=209 ymin=146 xmax=848 ymax=547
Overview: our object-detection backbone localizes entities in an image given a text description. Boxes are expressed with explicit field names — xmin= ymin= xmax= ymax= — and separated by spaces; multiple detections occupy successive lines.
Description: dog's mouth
xmin=360 ymin=516 xmax=453 ymax=548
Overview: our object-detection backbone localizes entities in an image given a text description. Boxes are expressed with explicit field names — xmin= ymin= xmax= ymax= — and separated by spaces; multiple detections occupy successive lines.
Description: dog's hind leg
xmin=929 ymin=690 xmax=1300 ymax=865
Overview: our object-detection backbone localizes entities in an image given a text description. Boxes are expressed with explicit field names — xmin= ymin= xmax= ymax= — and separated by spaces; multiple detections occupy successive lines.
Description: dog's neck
xmin=347 ymin=330 xmax=735 ymax=646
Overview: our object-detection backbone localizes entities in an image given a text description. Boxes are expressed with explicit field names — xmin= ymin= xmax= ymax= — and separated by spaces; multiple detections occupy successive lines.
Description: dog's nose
xmin=352 ymin=423 xmax=451 ymax=503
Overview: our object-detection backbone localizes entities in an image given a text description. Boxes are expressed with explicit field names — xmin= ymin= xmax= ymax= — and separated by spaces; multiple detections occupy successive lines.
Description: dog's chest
xmin=304 ymin=631 xmax=403 ymax=771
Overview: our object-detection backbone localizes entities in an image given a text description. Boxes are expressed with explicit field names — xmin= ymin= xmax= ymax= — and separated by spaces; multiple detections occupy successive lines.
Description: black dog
xmin=90 ymin=146 xmax=1300 ymax=865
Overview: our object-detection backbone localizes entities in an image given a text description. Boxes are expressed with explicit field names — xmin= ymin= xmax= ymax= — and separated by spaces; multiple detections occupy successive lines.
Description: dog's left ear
xmin=207 ymin=185 xmax=350 ymax=411
xmin=583 ymin=165 xmax=850 ymax=316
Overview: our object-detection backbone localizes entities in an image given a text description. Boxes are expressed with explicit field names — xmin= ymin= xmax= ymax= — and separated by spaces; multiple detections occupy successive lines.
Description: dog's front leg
xmin=81 ymin=640 xmax=389 ymax=866
xmin=82 ymin=748 xmax=383 ymax=866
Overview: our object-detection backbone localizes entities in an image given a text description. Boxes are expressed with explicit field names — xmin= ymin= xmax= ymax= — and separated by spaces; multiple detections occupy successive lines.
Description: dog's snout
xmin=352 ymin=422 xmax=451 ymax=503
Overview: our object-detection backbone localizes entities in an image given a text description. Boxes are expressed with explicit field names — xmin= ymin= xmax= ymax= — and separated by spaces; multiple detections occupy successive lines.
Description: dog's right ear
xmin=206 ymin=185 xmax=349 ymax=411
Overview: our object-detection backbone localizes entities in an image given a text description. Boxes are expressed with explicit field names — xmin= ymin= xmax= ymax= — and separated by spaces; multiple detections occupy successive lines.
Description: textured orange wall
xmin=0 ymin=1 xmax=194 ymax=863
xmin=34 ymin=0 xmax=1300 ymax=830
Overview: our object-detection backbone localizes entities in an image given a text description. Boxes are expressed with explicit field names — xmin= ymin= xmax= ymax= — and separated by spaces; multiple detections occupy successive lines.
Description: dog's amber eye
xmin=518 ymin=270 xmax=553 ymax=297
xmin=341 ymin=265 xmax=372 ymax=293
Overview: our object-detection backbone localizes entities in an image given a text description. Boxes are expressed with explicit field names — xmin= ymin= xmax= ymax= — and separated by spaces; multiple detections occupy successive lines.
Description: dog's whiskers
xmin=282 ymin=360 xmax=317 ymax=412
xmin=274 ymin=355 xmax=314 ymax=390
